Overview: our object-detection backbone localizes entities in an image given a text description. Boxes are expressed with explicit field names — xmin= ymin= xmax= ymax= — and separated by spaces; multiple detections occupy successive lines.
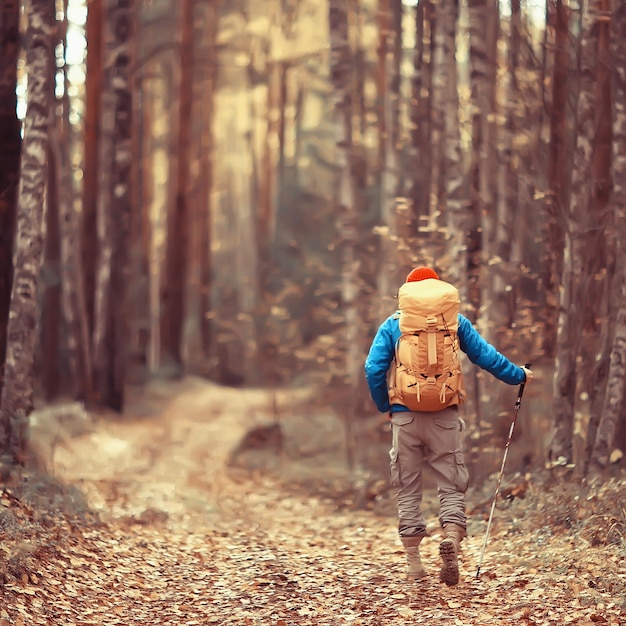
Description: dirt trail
xmin=2 ymin=378 xmax=625 ymax=625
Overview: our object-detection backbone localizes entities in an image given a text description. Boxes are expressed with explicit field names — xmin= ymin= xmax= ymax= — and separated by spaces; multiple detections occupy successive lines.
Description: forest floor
xmin=1 ymin=377 xmax=626 ymax=626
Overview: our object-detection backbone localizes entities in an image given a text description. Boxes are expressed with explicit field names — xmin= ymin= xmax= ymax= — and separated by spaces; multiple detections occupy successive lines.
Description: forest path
xmin=2 ymin=378 xmax=624 ymax=625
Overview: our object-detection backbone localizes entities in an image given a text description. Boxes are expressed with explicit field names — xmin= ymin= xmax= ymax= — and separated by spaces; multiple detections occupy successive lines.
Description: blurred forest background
xmin=0 ymin=0 xmax=625 ymax=487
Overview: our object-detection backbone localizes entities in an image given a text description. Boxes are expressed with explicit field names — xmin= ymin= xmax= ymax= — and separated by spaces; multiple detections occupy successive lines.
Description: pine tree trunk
xmin=93 ymin=0 xmax=134 ymax=411
xmin=589 ymin=0 xmax=626 ymax=473
xmin=0 ymin=0 xmax=55 ymax=467
xmin=0 ymin=0 xmax=21 ymax=399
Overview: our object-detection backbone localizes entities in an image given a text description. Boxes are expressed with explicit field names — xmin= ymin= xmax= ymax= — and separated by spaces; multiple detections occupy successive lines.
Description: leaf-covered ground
xmin=1 ymin=378 xmax=625 ymax=625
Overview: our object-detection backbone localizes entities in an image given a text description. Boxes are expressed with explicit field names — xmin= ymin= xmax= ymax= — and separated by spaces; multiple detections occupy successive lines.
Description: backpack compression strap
xmin=426 ymin=316 xmax=438 ymax=382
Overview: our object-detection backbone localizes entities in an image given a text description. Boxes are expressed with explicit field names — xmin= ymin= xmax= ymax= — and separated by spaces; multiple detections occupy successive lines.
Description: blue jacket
xmin=364 ymin=313 xmax=526 ymax=413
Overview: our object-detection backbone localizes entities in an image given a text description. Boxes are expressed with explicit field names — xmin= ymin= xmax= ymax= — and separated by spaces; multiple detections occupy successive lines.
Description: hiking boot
xmin=439 ymin=523 xmax=465 ymax=586
xmin=401 ymin=535 xmax=427 ymax=580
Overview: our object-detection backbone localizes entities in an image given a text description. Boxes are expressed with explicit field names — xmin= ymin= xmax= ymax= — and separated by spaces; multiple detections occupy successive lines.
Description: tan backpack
xmin=388 ymin=278 xmax=466 ymax=412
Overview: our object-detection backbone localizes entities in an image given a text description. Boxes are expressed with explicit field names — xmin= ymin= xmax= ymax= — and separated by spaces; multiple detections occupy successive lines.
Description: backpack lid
xmin=397 ymin=278 xmax=459 ymax=333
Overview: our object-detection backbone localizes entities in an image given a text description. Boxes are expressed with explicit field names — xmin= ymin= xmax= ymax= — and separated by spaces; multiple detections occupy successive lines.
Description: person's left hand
xmin=521 ymin=366 xmax=533 ymax=383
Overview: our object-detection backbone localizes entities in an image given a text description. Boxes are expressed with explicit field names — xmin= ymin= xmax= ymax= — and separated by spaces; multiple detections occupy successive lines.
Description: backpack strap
xmin=425 ymin=316 xmax=438 ymax=380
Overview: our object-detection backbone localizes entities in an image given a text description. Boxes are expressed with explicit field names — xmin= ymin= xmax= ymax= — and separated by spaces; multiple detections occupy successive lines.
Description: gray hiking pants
xmin=389 ymin=407 xmax=469 ymax=538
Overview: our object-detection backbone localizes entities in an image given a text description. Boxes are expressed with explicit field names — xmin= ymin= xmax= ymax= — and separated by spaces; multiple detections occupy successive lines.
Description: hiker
xmin=364 ymin=266 xmax=533 ymax=586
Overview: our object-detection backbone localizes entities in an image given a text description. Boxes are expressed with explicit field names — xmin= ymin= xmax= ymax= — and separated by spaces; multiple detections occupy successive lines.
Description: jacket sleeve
xmin=364 ymin=316 xmax=396 ymax=413
xmin=457 ymin=314 xmax=525 ymax=385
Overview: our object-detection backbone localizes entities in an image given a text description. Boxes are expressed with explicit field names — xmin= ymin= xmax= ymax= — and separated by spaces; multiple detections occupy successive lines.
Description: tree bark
xmin=469 ymin=0 xmax=498 ymax=347
xmin=439 ymin=0 xmax=465 ymax=290
xmin=589 ymin=0 xmax=626 ymax=472
xmin=41 ymin=138 xmax=61 ymax=402
xmin=542 ymin=0 xmax=570 ymax=358
xmin=408 ymin=0 xmax=433 ymax=227
xmin=198 ymin=1 xmax=219 ymax=359
xmin=330 ymin=0 xmax=359 ymax=468
xmin=377 ymin=0 xmax=402 ymax=311
xmin=82 ymin=0 xmax=103 ymax=343
xmin=93 ymin=0 xmax=134 ymax=411
xmin=550 ymin=0 xmax=602 ymax=467
xmin=0 ymin=0 xmax=55 ymax=467
xmin=492 ymin=8 xmax=519 ymax=342
xmin=162 ymin=0 xmax=194 ymax=370
xmin=51 ymin=78 xmax=94 ymax=402
xmin=0 ymin=0 xmax=21 ymax=399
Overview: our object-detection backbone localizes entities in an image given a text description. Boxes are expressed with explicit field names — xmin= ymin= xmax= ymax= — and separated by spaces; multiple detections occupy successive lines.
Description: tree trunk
xmin=41 ymin=35 xmax=63 ymax=402
xmin=50 ymin=67 xmax=94 ymax=402
xmin=467 ymin=0 xmax=498 ymax=422
xmin=509 ymin=3 xmax=541 ymax=350
xmin=0 ymin=0 xmax=21 ymax=399
xmin=127 ymin=1 xmax=149 ymax=384
xmin=492 ymin=8 xmax=519 ymax=343
xmin=41 ymin=139 xmax=61 ymax=402
xmin=428 ymin=1 xmax=444 ymax=227
xmin=377 ymin=0 xmax=402 ymax=312
xmin=0 ymin=0 xmax=55 ymax=467
xmin=542 ymin=0 xmax=570 ymax=358
xmin=435 ymin=0 xmax=476 ymax=426
xmin=550 ymin=0 xmax=601 ymax=468
xmin=162 ymin=0 xmax=194 ymax=370
xmin=199 ymin=1 xmax=220 ymax=359
xmin=439 ymin=0 xmax=464 ymax=290
xmin=469 ymin=0 xmax=498 ymax=346
xmin=330 ymin=0 xmax=359 ymax=468
xmin=93 ymin=0 xmax=134 ymax=412
xmin=408 ymin=0 xmax=433 ymax=227
xmin=82 ymin=0 xmax=102 ymax=343
xmin=589 ymin=0 xmax=626 ymax=473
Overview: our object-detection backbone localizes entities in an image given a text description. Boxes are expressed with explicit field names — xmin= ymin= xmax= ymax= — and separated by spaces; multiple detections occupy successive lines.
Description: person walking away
xmin=364 ymin=267 xmax=533 ymax=586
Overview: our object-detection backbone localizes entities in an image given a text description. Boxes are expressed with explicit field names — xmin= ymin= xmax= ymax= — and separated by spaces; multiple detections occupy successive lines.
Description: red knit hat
xmin=406 ymin=267 xmax=440 ymax=282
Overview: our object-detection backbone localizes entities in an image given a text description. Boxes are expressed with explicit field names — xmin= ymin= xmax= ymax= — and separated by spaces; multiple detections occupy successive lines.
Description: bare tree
xmin=0 ymin=0 xmax=21 ymax=398
xmin=0 ymin=0 xmax=55 ymax=467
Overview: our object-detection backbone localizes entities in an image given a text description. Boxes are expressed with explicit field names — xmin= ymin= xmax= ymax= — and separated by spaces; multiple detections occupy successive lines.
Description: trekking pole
xmin=475 ymin=363 xmax=531 ymax=578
